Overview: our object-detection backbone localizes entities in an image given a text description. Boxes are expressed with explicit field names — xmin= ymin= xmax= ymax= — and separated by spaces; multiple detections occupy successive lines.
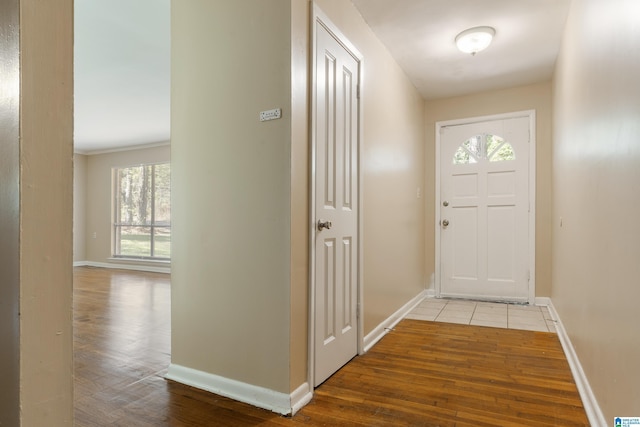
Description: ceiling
xmin=74 ymin=0 xmax=170 ymax=153
xmin=73 ymin=0 xmax=570 ymax=153
xmin=351 ymin=0 xmax=572 ymax=100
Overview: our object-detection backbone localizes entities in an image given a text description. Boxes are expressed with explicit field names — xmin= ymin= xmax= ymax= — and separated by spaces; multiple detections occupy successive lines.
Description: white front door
xmin=438 ymin=115 xmax=532 ymax=302
xmin=313 ymin=15 xmax=360 ymax=387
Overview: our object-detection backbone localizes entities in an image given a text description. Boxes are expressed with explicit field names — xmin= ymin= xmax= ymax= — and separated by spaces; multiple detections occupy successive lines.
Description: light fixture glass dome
xmin=455 ymin=26 xmax=495 ymax=55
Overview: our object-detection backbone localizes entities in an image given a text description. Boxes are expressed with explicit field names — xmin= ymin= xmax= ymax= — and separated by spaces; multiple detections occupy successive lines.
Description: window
xmin=453 ymin=134 xmax=515 ymax=165
xmin=113 ymin=162 xmax=171 ymax=260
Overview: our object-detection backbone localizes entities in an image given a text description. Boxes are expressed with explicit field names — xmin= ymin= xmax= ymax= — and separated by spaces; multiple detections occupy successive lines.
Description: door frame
xmin=308 ymin=4 xmax=364 ymax=388
xmin=435 ymin=110 xmax=536 ymax=304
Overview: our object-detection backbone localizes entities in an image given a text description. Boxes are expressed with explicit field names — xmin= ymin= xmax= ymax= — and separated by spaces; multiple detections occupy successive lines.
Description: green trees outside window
xmin=453 ymin=134 xmax=515 ymax=165
xmin=113 ymin=162 xmax=170 ymax=260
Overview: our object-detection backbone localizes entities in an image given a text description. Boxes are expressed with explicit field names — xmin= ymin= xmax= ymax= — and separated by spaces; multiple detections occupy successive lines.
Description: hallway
xmin=73 ymin=267 xmax=587 ymax=426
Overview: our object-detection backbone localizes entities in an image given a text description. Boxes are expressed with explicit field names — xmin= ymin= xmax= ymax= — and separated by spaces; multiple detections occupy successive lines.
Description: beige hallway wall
xmin=171 ymin=0 xmax=293 ymax=393
xmin=289 ymin=0 xmax=310 ymax=390
xmin=424 ymin=82 xmax=553 ymax=297
xmin=552 ymin=0 xmax=640 ymax=419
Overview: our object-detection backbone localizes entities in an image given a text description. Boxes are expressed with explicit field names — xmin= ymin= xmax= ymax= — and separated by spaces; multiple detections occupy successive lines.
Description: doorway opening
xmin=73 ymin=0 xmax=171 ymax=422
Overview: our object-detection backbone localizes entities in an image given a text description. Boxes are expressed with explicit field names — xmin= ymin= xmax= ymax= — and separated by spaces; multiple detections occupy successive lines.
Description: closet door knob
xmin=318 ymin=220 xmax=332 ymax=231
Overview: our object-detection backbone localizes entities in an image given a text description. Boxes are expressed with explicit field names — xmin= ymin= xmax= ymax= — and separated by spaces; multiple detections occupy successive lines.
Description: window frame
xmin=112 ymin=161 xmax=171 ymax=261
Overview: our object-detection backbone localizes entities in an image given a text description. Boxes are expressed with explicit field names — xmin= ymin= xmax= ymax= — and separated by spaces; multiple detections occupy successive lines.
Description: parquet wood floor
xmin=73 ymin=267 xmax=588 ymax=426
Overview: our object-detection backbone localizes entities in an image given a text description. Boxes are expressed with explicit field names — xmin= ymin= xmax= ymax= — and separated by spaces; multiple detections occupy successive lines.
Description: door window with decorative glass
xmin=453 ymin=134 xmax=515 ymax=164
xmin=113 ymin=163 xmax=170 ymax=260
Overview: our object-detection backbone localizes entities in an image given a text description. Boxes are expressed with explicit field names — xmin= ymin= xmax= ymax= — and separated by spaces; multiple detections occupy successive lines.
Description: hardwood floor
xmin=73 ymin=267 xmax=588 ymax=426
xmin=74 ymin=266 xmax=171 ymax=425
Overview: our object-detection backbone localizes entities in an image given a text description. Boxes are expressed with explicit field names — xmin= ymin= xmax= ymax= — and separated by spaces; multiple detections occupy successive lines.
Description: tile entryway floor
xmin=406 ymin=298 xmax=557 ymax=333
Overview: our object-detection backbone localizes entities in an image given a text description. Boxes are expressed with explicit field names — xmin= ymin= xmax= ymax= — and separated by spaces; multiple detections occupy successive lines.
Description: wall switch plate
xmin=260 ymin=108 xmax=281 ymax=122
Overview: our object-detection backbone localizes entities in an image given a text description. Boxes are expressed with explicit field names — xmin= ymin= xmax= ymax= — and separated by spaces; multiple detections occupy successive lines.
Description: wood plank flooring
xmin=73 ymin=267 xmax=589 ymax=426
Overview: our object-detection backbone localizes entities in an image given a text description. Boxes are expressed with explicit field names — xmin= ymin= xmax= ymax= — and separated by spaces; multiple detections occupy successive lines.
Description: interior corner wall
xmin=85 ymin=144 xmax=170 ymax=266
xmin=289 ymin=0 xmax=310 ymax=391
xmin=314 ymin=0 xmax=427 ymax=335
xmin=424 ymin=82 xmax=553 ymax=297
xmin=74 ymin=153 xmax=88 ymax=262
xmin=551 ymin=0 xmax=640 ymax=419
xmin=171 ymin=0 xmax=292 ymax=393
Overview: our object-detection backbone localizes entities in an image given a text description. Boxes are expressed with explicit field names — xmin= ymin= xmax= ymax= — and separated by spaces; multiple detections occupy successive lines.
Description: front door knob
xmin=318 ymin=219 xmax=332 ymax=231
xmin=442 ymin=219 xmax=450 ymax=227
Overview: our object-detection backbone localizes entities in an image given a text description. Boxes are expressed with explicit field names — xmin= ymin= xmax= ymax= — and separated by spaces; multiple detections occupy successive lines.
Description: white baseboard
xmin=166 ymin=364 xmax=304 ymax=416
xmin=363 ymin=290 xmax=427 ymax=353
xmin=534 ymin=296 xmax=551 ymax=306
xmin=546 ymin=300 xmax=606 ymax=427
xmin=73 ymin=260 xmax=170 ymax=274
xmin=290 ymin=382 xmax=313 ymax=416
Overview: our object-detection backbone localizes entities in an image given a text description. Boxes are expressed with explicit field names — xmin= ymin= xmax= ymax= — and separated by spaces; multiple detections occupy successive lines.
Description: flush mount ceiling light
xmin=455 ymin=26 xmax=496 ymax=55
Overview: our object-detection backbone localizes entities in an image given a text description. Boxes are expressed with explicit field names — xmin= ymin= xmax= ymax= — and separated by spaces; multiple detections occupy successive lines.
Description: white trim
xmin=527 ymin=111 xmax=537 ymax=305
xmin=435 ymin=122 xmax=442 ymax=297
xmin=534 ymin=296 xmax=551 ymax=307
xmin=307 ymin=3 xmax=317 ymax=393
xmin=290 ymin=382 xmax=313 ymax=416
xmin=428 ymin=272 xmax=435 ymax=292
xmin=166 ymin=364 xmax=293 ymax=416
xmin=73 ymin=260 xmax=170 ymax=274
xmin=309 ymin=4 xmax=364 ymax=388
xmin=546 ymin=300 xmax=606 ymax=427
xmin=434 ymin=110 xmax=536 ymax=304
xmin=356 ymin=29 xmax=366 ymax=359
xmin=75 ymin=140 xmax=170 ymax=156
xmin=363 ymin=290 xmax=427 ymax=352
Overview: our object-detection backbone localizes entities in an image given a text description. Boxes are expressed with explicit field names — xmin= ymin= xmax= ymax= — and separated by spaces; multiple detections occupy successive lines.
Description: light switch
xmin=259 ymin=108 xmax=281 ymax=122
